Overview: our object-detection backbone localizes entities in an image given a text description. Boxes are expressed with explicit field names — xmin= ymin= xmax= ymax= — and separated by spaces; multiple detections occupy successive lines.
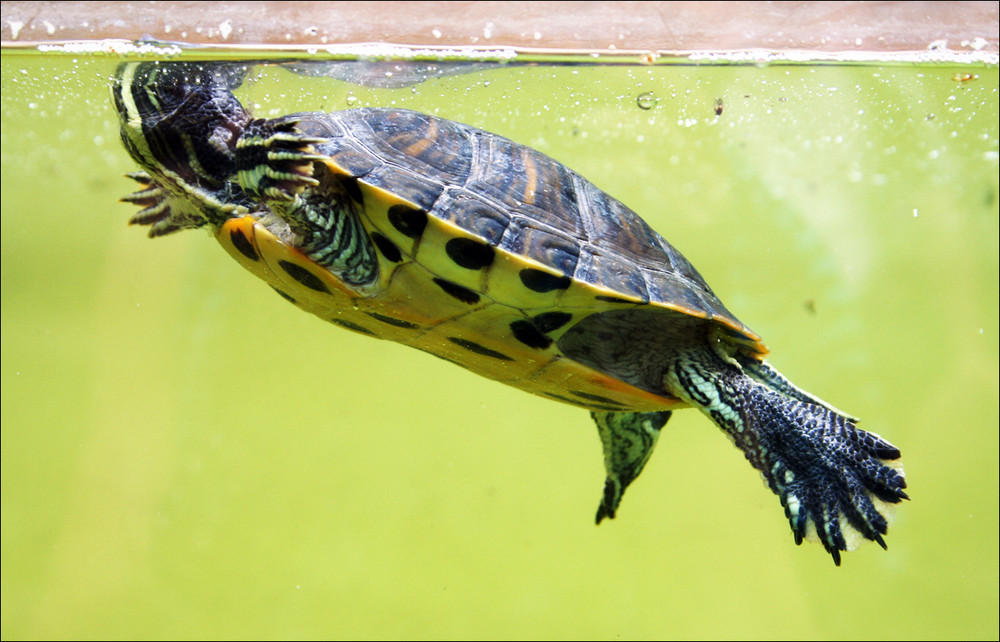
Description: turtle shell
xmin=218 ymin=108 xmax=766 ymax=412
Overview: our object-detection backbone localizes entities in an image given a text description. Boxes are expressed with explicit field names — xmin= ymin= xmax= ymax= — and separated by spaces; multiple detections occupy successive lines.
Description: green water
xmin=2 ymin=53 xmax=997 ymax=639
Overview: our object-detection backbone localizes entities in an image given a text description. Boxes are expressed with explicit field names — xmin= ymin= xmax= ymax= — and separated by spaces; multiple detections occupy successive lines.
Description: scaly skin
xmin=659 ymin=335 xmax=908 ymax=565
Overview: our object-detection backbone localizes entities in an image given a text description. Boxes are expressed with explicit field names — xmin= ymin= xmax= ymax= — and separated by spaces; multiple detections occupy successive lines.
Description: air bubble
xmin=636 ymin=91 xmax=657 ymax=110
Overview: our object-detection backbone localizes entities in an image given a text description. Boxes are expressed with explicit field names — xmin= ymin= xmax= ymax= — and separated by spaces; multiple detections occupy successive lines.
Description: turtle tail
xmin=664 ymin=346 xmax=908 ymax=565
xmin=591 ymin=410 xmax=672 ymax=524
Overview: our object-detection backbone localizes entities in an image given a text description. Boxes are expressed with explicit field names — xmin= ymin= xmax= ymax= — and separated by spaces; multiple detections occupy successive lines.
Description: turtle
xmin=112 ymin=61 xmax=907 ymax=564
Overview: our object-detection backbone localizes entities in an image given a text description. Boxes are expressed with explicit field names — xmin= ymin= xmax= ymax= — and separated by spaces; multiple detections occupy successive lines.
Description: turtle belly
xmin=218 ymin=215 xmax=684 ymax=413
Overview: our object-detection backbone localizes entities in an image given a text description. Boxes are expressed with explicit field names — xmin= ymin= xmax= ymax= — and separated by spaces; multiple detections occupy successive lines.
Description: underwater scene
xmin=2 ymin=52 xmax=998 ymax=638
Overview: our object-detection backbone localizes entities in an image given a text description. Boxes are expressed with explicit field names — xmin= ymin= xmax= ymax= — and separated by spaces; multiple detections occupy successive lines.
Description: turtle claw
xmin=121 ymin=172 xmax=182 ymax=237
xmin=770 ymin=409 xmax=908 ymax=565
xmin=595 ymin=477 xmax=622 ymax=524
xmin=235 ymin=118 xmax=327 ymax=201
xmin=873 ymin=532 xmax=887 ymax=550
xmin=123 ymin=170 xmax=152 ymax=183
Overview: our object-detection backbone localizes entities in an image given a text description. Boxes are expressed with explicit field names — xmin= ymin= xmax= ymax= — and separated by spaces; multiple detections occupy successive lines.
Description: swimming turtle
xmin=113 ymin=61 xmax=907 ymax=564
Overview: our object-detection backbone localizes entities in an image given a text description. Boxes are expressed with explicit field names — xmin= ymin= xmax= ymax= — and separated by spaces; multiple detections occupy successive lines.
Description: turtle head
xmin=113 ymin=62 xmax=252 ymax=186
xmin=113 ymin=62 xmax=254 ymax=232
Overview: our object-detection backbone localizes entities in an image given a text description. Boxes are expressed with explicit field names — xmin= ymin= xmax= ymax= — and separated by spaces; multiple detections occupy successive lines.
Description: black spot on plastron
xmin=595 ymin=295 xmax=642 ymax=305
xmin=371 ymin=232 xmax=402 ymax=263
xmin=330 ymin=318 xmax=377 ymax=336
xmin=341 ymin=177 xmax=364 ymax=205
xmin=544 ymin=391 xmax=625 ymax=411
xmin=531 ymin=311 xmax=572 ymax=333
xmin=229 ymin=228 xmax=259 ymax=261
xmin=509 ymin=320 xmax=553 ymax=350
xmin=433 ymin=278 xmax=480 ymax=304
xmin=570 ymin=390 xmax=623 ymax=406
xmin=279 ymin=259 xmax=331 ymax=294
xmin=366 ymin=311 xmax=420 ymax=330
xmin=445 ymin=237 xmax=495 ymax=270
xmin=388 ymin=204 xmax=428 ymax=239
xmin=542 ymin=392 xmax=580 ymax=405
xmin=447 ymin=337 xmax=513 ymax=361
xmin=590 ymin=403 xmax=630 ymax=411
xmin=271 ymin=287 xmax=296 ymax=304
xmin=520 ymin=268 xmax=571 ymax=293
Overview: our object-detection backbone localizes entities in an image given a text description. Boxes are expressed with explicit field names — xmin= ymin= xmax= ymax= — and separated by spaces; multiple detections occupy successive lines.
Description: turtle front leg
xmin=235 ymin=118 xmax=326 ymax=201
xmin=591 ymin=410 xmax=672 ymax=523
xmin=121 ymin=172 xmax=208 ymax=237
xmin=234 ymin=118 xmax=380 ymax=293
